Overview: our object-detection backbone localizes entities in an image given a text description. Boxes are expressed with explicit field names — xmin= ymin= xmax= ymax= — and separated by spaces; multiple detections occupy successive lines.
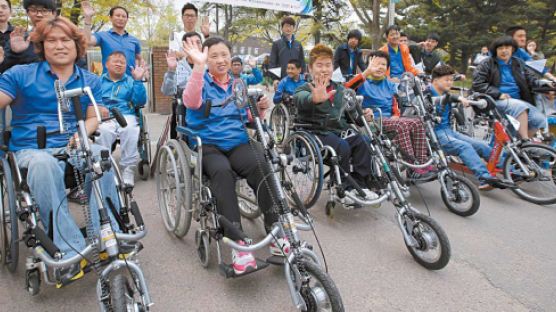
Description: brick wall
xmin=152 ymin=47 xmax=173 ymax=114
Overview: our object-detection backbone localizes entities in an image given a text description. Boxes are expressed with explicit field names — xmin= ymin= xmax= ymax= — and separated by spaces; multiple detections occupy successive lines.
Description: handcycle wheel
xmin=168 ymin=140 xmax=192 ymax=238
xmin=403 ymin=212 xmax=451 ymax=270
xmin=269 ymin=103 xmax=290 ymax=145
xmin=237 ymin=179 xmax=261 ymax=220
xmin=109 ymin=273 xmax=145 ymax=312
xmin=440 ymin=174 xmax=480 ymax=217
xmin=282 ymin=132 xmax=323 ymax=209
xmin=293 ymin=258 xmax=344 ymax=312
xmin=1 ymin=158 xmax=19 ymax=272
xmin=504 ymin=143 xmax=556 ymax=205
xmin=155 ymin=142 xmax=183 ymax=233
xmin=195 ymin=229 xmax=210 ymax=268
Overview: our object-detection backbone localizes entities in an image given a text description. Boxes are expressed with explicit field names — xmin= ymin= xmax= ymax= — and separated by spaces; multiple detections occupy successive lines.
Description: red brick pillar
xmin=152 ymin=46 xmax=173 ymax=114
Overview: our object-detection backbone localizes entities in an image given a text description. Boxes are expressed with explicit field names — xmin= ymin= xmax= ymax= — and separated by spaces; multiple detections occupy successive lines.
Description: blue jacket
xmin=101 ymin=74 xmax=147 ymax=116
xmin=185 ymin=72 xmax=249 ymax=151
xmin=238 ymin=67 xmax=263 ymax=86
xmin=273 ymin=74 xmax=306 ymax=104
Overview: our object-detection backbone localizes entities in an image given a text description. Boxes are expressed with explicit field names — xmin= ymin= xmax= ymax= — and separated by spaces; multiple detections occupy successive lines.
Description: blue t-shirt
xmin=497 ymin=58 xmax=521 ymax=100
xmin=357 ymin=78 xmax=398 ymax=117
xmin=101 ymin=73 xmax=147 ymax=116
xmin=430 ymin=87 xmax=451 ymax=130
xmin=185 ymin=72 xmax=249 ymax=151
xmin=0 ymin=62 xmax=103 ymax=151
xmin=273 ymin=74 xmax=306 ymax=104
xmin=388 ymin=45 xmax=404 ymax=79
xmin=94 ymin=29 xmax=142 ymax=75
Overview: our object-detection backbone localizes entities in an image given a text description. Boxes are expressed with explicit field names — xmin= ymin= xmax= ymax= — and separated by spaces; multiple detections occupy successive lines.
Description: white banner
xmin=199 ymin=0 xmax=313 ymax=14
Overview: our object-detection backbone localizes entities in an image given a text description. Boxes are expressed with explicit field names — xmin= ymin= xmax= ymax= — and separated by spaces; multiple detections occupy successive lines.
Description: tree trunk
xmin=70 ymin=0 xmax=81 ymax=25
xmin=371 ymin=0 xmax=381 ymax=49
xmin=313 ymin=0 xmax=322 ymax=44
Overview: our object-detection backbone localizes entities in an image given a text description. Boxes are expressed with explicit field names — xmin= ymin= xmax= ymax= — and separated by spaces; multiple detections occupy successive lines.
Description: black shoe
xmin=479 ymin=176 xmax=516 ymax=189
xmin=408 ymin=170 xmax=437 ymax=182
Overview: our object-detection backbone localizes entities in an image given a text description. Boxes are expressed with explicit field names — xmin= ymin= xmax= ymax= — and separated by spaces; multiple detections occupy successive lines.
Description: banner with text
xmin=200 ymin=0 xmax=313 ymax=15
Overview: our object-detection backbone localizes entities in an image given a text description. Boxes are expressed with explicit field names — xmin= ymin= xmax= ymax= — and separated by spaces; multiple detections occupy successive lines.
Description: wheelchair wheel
xmin=138 ymin=160 xmax=150 ymax=181
xmin=168 ymin=140 xmax=193 ymax=237
xmin=195 ymin=229 xmax=210 ymax=268
xmin=269 ymin=104 xmax=290 ymax=145
xmin=155 ymin=142 xmax=184 ymax=233
xmin=283 ymin=132 xmax=323 ymax=209
xmin=109 ymin=273 xmax=145 ymax=312
xmin=1 ymin=158 xmax=19 ymax=272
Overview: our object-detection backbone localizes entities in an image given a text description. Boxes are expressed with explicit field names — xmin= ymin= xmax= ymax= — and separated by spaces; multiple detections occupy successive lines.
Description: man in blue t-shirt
xmin=0 ymin=16 xmax=121 ymax=278
xmin=96 ymin=51 xmax=147 ymax=187
xmin=432 ymin=65 xmax=508 ymax=190
xmin=82 ymin=2 xmax=143 ymax=75
xmin=273 ymin=59 xmax=305 ymax=104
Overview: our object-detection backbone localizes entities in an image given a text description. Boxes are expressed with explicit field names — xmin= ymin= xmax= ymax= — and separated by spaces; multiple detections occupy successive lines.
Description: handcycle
xmin=0 ymin=82 xmax=152 ymax=311
xmin=155 ymin=79 xmax=344 ymax=311
xmin=448 ymin=91 xmax=556 ymax=205
xmin=389 ymin=72 xmax=481 ymax=217
xmin=287 ymin=89 xmax=452 ymax=270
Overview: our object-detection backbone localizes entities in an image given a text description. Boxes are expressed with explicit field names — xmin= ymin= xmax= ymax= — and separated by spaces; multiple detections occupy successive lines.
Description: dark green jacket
xmin=294 ymin=81 xmax=351 ymax=135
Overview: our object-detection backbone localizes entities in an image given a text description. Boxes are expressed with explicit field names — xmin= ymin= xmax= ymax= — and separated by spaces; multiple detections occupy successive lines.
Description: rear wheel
xmin=155 ymin=142 xmax=183 ymax=233
xmin=269 ymin=104 xmax=290 ymax=145
xmin=1 ymin=158 xmax=18 ymax=272
xmin=504 ymin=143 xmax=556 ymax=205
xmin=283 ymin=132 xmax=323 ymax=209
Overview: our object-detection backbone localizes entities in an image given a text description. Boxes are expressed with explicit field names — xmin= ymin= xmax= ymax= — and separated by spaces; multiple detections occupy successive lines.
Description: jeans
xmin=96 ymin=115 xmax=140 ymax=168
xmin=495 ymin=98 xmax=547 ymax=130
xmin=435 ymin=128 xmax=492 ymax=179
xmin=15 ymin=144 xmax=121 ymax=258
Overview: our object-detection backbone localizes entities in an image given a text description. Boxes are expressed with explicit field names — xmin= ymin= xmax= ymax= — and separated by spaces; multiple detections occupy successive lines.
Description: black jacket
xmin=409 ymin=45 xmax=441 ymax=75
xmin=333 ymin=43 xmax=366 ymax=76
xmin=269 ymin=35 xmax=305 ymax=79
xmin=472 ymin=56 xmax=541 ymax=105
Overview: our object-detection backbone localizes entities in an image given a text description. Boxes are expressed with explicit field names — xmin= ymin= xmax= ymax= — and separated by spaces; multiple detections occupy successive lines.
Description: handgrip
xmin=72 ymin=97 xmax=84 ymax=121
xmin=37 ymin=126 xmax=47 ymax=149
xmin=32 ymin=227 xmax=60 ymax=257
xmin=110 ymin=108 xmax=128 ymax=128
xmin=217 ymin=215 xmax=248 ymax=241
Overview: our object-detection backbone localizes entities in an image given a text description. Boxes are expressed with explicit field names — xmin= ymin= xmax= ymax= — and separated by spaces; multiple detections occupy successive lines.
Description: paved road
xmin=1 ymin=112 xmax=555 ymax=312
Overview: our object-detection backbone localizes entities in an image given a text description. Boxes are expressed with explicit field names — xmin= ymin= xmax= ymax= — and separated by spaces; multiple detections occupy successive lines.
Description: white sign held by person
xmin=199 ymin=0 xmax=313 ymax=14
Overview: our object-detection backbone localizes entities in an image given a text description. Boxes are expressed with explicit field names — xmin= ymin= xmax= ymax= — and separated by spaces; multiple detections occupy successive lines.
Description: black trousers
xmin=317 ymin=132 xmax=371 ymax=188
xmin=203 ymin=143 xmax=279 ymax=241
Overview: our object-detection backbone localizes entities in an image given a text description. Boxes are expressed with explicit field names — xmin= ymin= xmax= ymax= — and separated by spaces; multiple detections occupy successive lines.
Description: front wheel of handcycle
xmin=109 ymin=273 xmax=146 ymax=312
xmin=440 ymin=174 xmax=480 ymax=217
xmin=1 ymin=158 xmax=19 ymax=273
xmin=403 ymin=212 xmax=451 ymax=270
xmin=503 ymin=143 xmax=556 ymax=205
xmin=294 ymin=259 xmax=344 ymax=312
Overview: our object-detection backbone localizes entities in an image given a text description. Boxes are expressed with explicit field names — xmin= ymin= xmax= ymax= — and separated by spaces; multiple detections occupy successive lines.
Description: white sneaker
xmin=122 ymin=165 xmax=136 ymax=187
xmin=342 ymin=188 xmax=381 ymax=208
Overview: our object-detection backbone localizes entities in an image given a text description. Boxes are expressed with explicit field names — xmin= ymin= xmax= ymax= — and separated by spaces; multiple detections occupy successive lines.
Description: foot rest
xmin=409 ymin=175 xmax=437 ymax=185
xmin=218 ymin=258 xmax=269 ymax=279
xmin=266 ymin=255 xmax=287 ymax=265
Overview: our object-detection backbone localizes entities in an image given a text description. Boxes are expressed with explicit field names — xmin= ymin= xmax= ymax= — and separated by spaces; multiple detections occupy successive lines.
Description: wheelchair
xmin=104 ymin=103 xmax=152 ymax=182
xmin=0 ymin=84 xmax=152 ymax=312
xmin=155 ymin=80 xmax=344 ymax=311
xmin=286 ymin=89 xmax=452 ymax=270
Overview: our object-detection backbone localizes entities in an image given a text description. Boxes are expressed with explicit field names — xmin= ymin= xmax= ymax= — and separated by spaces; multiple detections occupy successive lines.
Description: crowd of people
xmin=0 ymin=0 xmax=555 ymax=293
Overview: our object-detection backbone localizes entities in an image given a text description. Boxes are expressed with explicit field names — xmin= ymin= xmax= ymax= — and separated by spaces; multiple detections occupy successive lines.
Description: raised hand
xmin=183 ymin=37 xmax=207 ymax=68
xmin=247 ymin=56 xmax=257 ymax=68
xmin=309 ymin=73 xmax=336 ymax=104
xmin=363 ymin=56 xmax=379 ymax=77
xmin=201 ymin=16 xmax=210 ymax=37
xmin=10 ymin=27 xmax=30 ymax=53
xmin=82 ymin=0 xmax=95 ymax=19
xmin=166 ymin=50 xmax=178 ymax=72
xmin=131 ymin=60 xmax=148 ymax=81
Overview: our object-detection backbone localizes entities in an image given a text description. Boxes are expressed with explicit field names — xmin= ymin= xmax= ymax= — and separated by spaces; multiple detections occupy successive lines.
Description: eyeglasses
xmin=27 ymin=7 xmax=53 ymax=15
xmin=182 ymin=14 xmax=197 ymax=19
